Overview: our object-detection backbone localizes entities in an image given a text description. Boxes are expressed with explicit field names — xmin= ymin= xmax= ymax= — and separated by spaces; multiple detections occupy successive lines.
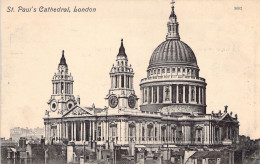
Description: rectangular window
xmin=121 ymin=75 xmax=124 ymax=88
xmin=178 ymin=68 xmax=181 ymax=72
xmin=162 ymin=69 xmax=165 ymax=73
xmin=167 ymin=68 xmax=170 ymax=73
xmin=172 ymin=68 xmax=175 ymax=73
xmin=157 ymin=69 xmax=160 ymax=74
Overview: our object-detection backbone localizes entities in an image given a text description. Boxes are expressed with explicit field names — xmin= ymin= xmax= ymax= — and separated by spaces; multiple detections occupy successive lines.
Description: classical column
xmin=117 ymin=122 xmax=120 ymax=141
xmin=159 ymin=124 xmax=161 ymax=142
xmin=80 ymin=121 xmax=83 ymax=141
xmin=70 ymin=122 xmax=73 ymax=141
xmin=151 ymin=87 xmax=154 ymax=103
xmin=176 ymin=84 xmax=179 ymax=103
xmin=187 ymin=85 xmax=190 ymax=103
xmin=148 ymin=87 xmax=151 ymax=104
xmin=163 ymin=86 xmax=166 ymax=102
xmin=74 ymin=121 xmax=77 ymax=141
xmin=125 ymin=122 xmax=129 ymax=141
xmin=198 ymin=87 xmax=201 ymax=104
xmin=136 ymin=122 xmax=139 ymax=143
xmin=92 ymin=121 xmax=95 ymax=141
xmin=140 ymin=88 xmax=143 ymax=104
xmin=118 ymin=75 xmax=121 ymax=88
xmin=83 ymin=121 xmax=86 ymax=141
xmin=194 ymin=86 xmax=197 ymax=103
xmin=122 ymin=121 xmax=125 ymax=142
xmin=157 ymin=86 xmax=160 ymax=103
xmin=183 ymin=85 xmax=186 ymax=103
xmin=169 ymin=85 xmax=172 ymax=102
xmin=120 ymin=120 xmax=122 ymax=142
xmin=89 ymin=121 xmax=92 ymax=141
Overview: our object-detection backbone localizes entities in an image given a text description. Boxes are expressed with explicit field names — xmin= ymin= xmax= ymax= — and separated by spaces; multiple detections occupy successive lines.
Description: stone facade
xmin=43 ymin=2 xmax=239 ymax=164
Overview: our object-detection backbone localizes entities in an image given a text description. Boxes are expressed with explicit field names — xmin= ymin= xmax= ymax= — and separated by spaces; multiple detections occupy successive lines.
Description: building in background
xmin=10 ymin=127 xmax=44 ymax=142
xmin=43 ymin=2 xmax=240 ymax=164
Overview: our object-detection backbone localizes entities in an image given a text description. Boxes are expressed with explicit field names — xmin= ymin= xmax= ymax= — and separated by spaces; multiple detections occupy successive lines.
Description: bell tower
xmin=48 ymin=50 xmax=77 ymax=114
xmin=106 ymin=39 xmax=138 ymax=110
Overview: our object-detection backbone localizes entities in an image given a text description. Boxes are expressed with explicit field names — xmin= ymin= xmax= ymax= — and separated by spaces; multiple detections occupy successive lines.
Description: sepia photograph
xmin=1 ymin=0 xmax=260 ymax=163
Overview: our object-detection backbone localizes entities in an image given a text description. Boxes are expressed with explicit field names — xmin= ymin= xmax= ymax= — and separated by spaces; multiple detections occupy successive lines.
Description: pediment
xmin=219 ymin=113 xmax=236 ymax=122
xmin=63 ymin=105 xmax=93 ymax=117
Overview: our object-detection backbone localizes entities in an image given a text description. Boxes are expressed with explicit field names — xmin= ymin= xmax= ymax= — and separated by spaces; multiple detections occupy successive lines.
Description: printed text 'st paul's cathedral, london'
xmin=44 ymin=1 xmax=240 ymax=163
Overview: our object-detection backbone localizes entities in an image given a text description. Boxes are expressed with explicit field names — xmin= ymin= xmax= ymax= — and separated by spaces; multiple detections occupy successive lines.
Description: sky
xmin=1 ymin=0 xmax=260 ymax=139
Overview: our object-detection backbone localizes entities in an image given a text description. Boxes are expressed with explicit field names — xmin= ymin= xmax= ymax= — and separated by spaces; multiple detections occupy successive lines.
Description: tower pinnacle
xmin=59 ymin=50 xmax=67 ymax=66
xmin=117 ymin=39 xmax=127 ymax=58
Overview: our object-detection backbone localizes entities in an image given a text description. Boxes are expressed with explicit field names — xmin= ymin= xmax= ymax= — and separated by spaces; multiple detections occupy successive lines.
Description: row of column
xmin=141 ymin=85 xmax=206 ymax=105
xmin=111 ymin=75 xmax=133 ymax=89
xmin=51 ymin=120 xmax=95 ymax=142
xmin=147 ymin=67 xmax=199 ymax=77
xmin=52 ymin=82 xmax=73 ymax=95
xmin=46 ymin=121 xmax=236 ymax=145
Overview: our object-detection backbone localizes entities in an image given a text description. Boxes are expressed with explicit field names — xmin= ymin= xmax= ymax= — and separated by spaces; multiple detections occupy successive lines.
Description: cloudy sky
xmin=1 ymin=0 xmax=260 ymax=139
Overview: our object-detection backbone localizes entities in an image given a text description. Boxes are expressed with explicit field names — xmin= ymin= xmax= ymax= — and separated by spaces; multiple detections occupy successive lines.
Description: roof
xmin=59 ymin=50 xmax=67 ymax=66
xmin=190 ymin=151 xmax=221 ymax=159
xmin=148 ymin=40 xmax=198 ymax=69
xmin=117 ymin=39 xmax=127 ymax=58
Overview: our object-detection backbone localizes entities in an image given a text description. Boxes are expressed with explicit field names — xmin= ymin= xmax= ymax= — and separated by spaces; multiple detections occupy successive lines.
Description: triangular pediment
xmin=63 ymin=105 xmax=93 ymax=117
xmin=219 ymin=113 xmax=237 ymax=122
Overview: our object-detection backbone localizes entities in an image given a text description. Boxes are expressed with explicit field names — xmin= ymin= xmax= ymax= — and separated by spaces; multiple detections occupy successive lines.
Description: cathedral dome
xmin=148 ymin=3 xmax=198 ymax=69
xmin=148 ymin=40 xmax=197 ymax=68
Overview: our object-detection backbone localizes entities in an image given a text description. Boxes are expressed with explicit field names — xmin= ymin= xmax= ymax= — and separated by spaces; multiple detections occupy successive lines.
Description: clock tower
xmin=48 ymin=50 xmax=77 ymax=114
xmin=106 ymin=39 xmax=138 ymax=110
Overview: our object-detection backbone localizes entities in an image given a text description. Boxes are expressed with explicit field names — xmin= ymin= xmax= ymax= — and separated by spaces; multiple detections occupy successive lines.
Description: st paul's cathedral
xmin=43 ymin=2 xmax=240 ymax=164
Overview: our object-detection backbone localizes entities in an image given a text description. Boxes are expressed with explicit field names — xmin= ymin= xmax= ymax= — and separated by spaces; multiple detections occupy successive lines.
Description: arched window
xmin=121 ymin=61 xmax=124 ymax=66
xmin=147 ymin=124 xmax=153 ymax=141
xmin=142 ymin=126 xmax=145 ymax=141
xmin=161 ymin=126 xmax=166 ymax=141
xmin=129 ymin=123 xmax=136 ymax=141
xmin=155 ymin=127 xmax=158 ymax=141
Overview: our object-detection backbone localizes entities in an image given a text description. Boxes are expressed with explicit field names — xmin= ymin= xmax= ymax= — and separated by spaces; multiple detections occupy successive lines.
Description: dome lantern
xmin=166 ymin=0 xmax=180 ymax=41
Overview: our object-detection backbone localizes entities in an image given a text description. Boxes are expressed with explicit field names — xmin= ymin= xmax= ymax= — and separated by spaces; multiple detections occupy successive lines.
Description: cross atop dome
xmin=169 ymin=0 xmax=176 ymax=18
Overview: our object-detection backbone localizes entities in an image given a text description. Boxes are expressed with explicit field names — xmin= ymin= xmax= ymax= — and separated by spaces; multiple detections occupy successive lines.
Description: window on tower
xmin=115 ymin=76 xmax=118 ymax=88
xmin=121 ymin=75 xmax=124 ymax=88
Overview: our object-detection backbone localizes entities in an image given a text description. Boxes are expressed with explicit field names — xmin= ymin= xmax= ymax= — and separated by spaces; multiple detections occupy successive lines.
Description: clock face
xmin=50 ymin=101 xmax=57 ymax=112
xmin=109 ymin=95 xmax=118 ymax=108
xmin=128 ymin=95 xmax=136 ymax=108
